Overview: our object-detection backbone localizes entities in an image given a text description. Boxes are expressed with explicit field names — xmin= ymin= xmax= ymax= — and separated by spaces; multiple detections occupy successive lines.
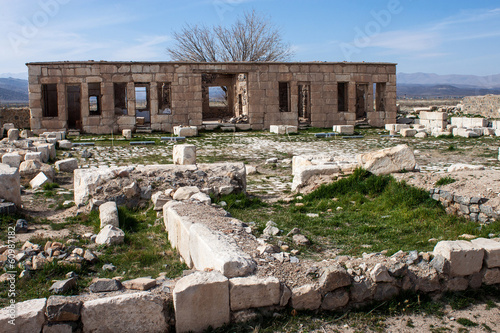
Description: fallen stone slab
xmin=0 ymin=163 xmax=21 ymax=207
xmin=54 ymin=158 xmax=78 ymax=173
xmin=49 ymin=278 xmax=77 ymax=294
xmin=95 ymin=225 xmax=125 ymax=245
xmin=0 ymin=202 xmax=16 ymax=214
xmin=447 ymin=163 xmax=485 ymax=172
xmin=89 ymin=278 xmax=122 ymax=293
xmin=321 ymin=289 xmax=349 ymax=311
xmin=0 ymin=298 xmax=46 ymax=333
xmin=174 ymin=271 xmax=230 ymax=333
xmin=81 ymin=292 xmax=168 ymax=333
xmin=433 ymin=240 xmax=484 ymax=277
xmin=99 ymin=201 xmax=119 ymax=228
xmin=58 ymin=140 xmax=73 ymax=149
xmin=122 ymin=277 xmax=156 ymax=291
xmin=45 ymin=295 xmax=82 ymax=322
xmin=356 ymin=144 xmax=416 ymax=175
xmin=229 ymin=276 xmax=281 ymax=311
xmin=30 ymin=172 xmax=50 ymax=189
xmin=7 ymin=128 xmax=19 ymax=141
xmin=122 ymin=129 xmax=132 ymax=140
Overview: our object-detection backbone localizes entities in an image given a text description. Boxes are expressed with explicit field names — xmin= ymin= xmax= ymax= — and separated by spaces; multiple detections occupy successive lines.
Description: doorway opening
xmin=355 ymin=84 xmax=368 ymax=120
xmin=66 ymin=85 xmax=81 ymax=130
xmin=134 ymin=83 xmax=150 ymax=125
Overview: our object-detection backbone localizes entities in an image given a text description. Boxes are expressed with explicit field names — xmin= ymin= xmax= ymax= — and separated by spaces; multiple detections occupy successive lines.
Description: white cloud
xmin=110 ymin=35 xmax=172 ymax=61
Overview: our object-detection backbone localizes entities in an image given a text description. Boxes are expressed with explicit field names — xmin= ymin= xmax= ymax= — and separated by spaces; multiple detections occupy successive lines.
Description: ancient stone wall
xmin=27 ymin=61 xmax=397 ymax=134
xmin=0 ymin=107 xmax=30 ymax=129
xmin=462 ymin=95 xmax=500 ymax=118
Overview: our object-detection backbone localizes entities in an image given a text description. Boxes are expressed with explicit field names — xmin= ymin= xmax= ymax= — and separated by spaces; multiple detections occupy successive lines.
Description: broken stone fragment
xmin=292 ymin=234 xmax=310 ymax=246
xmin=89 ymin=278 xmax=122 ymax=293
xmin=15 ymin=219 xmax=28 ymax=233
xmin=29 ymin=171 xmax=50 ymax=189
xmin=95 ymin=225 xmax=125 ymax=246
xmin=55 ymin=158 xmax=78 ymax=173
xmin=122 ymin=277 xmax=156 ymax=291
xmin=290 ymin=284 xmax=321 ymax=310
xmin=172 ymin=186 xmax=200 ymax=201
xmin=49 ymin=277 xmax=77 ymax=294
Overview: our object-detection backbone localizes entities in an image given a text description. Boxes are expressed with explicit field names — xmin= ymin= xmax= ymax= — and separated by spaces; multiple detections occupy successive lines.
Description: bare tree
xmin=167 ymin=10 xmax=293 ymax=62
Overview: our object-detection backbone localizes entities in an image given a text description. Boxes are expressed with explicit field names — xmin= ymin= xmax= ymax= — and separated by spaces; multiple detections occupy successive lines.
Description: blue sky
xmin=1 ymin=0 xmax=499 ymax=77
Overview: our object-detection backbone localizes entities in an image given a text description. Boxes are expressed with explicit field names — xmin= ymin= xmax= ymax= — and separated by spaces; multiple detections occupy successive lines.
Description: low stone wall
xmin=0 ymin=107 xmax=30 ymax=130
xmin=462 ymin=95 xmax=500 ymax=119
xmin=2 ymin=200 xmax=500 ymax=332
xmin=430 ymin=188 xmax=498 ymax=223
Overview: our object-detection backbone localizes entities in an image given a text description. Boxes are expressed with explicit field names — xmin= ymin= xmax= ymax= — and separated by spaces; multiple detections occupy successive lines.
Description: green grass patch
xmin=435 ymin=176 xmax=456 ymax=186
xmin=42 ymin=182 xmax=59 ymax=191
xmin=224 ymin=168 xmax=500 ymax=256
xmin=456 ymin=318 xmax=478 ymax=327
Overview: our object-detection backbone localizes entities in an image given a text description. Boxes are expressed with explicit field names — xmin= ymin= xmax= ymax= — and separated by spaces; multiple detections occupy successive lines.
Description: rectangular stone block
xmin=0 ymin=163 xmax=21 ymax=206
xmin=173 ymin=144 xmax=196 ymax=165
xmin=2 ymin=153 xmax=21 ymax=168
xmin=433 ymin=240 xmax=484 ymax=276
xmin=471 ymin=238 xmax=500 ymax=268
xmin=400 ymin=128 xmax=417 ymax=137
xmin=229 ymin=276 xmax=281 ymax=311
xmin=173 ymin=126 xmax=198 ymax=137
xmin=270 ymin=125 xmax=298 ymax=134
xmin=333 ymin=125 xmax=354 ymax=135
xmin=174 ymin=271 xmax=229 ymax=333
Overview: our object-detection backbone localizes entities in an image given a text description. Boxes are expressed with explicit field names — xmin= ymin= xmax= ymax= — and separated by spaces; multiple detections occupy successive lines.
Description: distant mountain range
xmin=0 ymin=77 xmax=28 ymax=103
xmin=1 ymin=72 xmax=500 ymax=103
xmin=397 ymin=72 xmax=500 ymax=98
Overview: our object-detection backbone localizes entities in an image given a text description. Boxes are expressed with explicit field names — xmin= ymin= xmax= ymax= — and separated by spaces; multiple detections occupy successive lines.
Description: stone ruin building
xmin=26 ymin=61 xmax=397 ymax=134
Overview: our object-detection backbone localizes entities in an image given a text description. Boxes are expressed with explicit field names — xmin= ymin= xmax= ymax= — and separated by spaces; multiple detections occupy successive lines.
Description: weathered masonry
xmin=26 ymin=61 xmax=397 ymax=134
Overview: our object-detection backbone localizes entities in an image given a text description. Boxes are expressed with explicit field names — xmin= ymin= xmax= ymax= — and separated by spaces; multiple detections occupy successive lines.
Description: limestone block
xmin=356 ymin=144 xmax=416 ymax=175
xmin=2 ymin=153 xmax=21 ymax=168
xmin=471 ymin=238 xmax=500 ymax=268
xmin=420 ymin=111 xmax=447 ymax=121
xmin=36 ymin=145 xmax=50 ymax=162
xmin=321 ymin=289 xmax=349 ymax=311
xmin=173 ymin=271 xmax=230 ymax=333
xmin=229 ymin=276 xmax=281 ymax=311
xmin=99 ymin=201 xmax=119 ymax=228
xmin=290 ymin=284 xmax=321 ymax=310
xmin=30 ymin=172 xmax=50 ymax=189
xmin=45 ymin=295 xmax=82 ymax=322
xmin=7 ymin=128 xmax=19 ymax=141
xmin=333 ymin=125 xmax=354 ymax=135
xmin=42 ymin=131 xmax=65 ymax=140
xmin=291 ymin=164 xmax=341 ymax=192
xmin=0 ymin=298 xmax=46 ymax=333
xmin=370 ymin=263 xmax=394 ymax=283
xmin=173 ymin=126 xmax=198 ymax=137
xmin=385 ymin=124 xmax=409 ymax=132
xmin=95 ymin=225 xmax=125 ymax=245
xmin=189 ymin=223 xmax=256 ymax=278
xmin=447 ymin=164 xmax=484 ymax=172
xmin=173 ymin=144 xmax=196 ymax=165
xmin=172 ymin=186 xmax=200 ymax=201
xmin=415 ymin=132 xmax=428 ymax=138
xmin=55 ymin=158 xmax=78 ymax=173
xmin=25 ymin=152 xmax=43 ymax=162
xmin=190 ymin=192 xmax=211 ymax=205
xmin=317 ymin=264 xmax=351 ymax=292
xmin=400 ymin=128 xmax=417 ymax=137
xmin=164 ymin=201 xmax=194 ymax=267
xmin=122 ymin=277 xmax=156 ymax=291
xmin=483 ymin=268 xmax=500 ymax=285
xmin=433 ymin=240 xmax=484 ymax=276
xmin=451 ymin=117 xmax=463 ymax=128
xmin=20 ymin=160 xmax=54 ymax=181
xmin=122 ymin=129 xmax=132 ymax=140
xmin=57 ymin=140 xmax=73 ymax=149
xmin=20 ymin=129 xmax=34 ymax=138
xmin=81 ymin=292 xmax=168 ymax=333
xmin=270 ymin=125 xmax=297 ymax=134
xmin=0 ymin=164 xmax=21 ymax=206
